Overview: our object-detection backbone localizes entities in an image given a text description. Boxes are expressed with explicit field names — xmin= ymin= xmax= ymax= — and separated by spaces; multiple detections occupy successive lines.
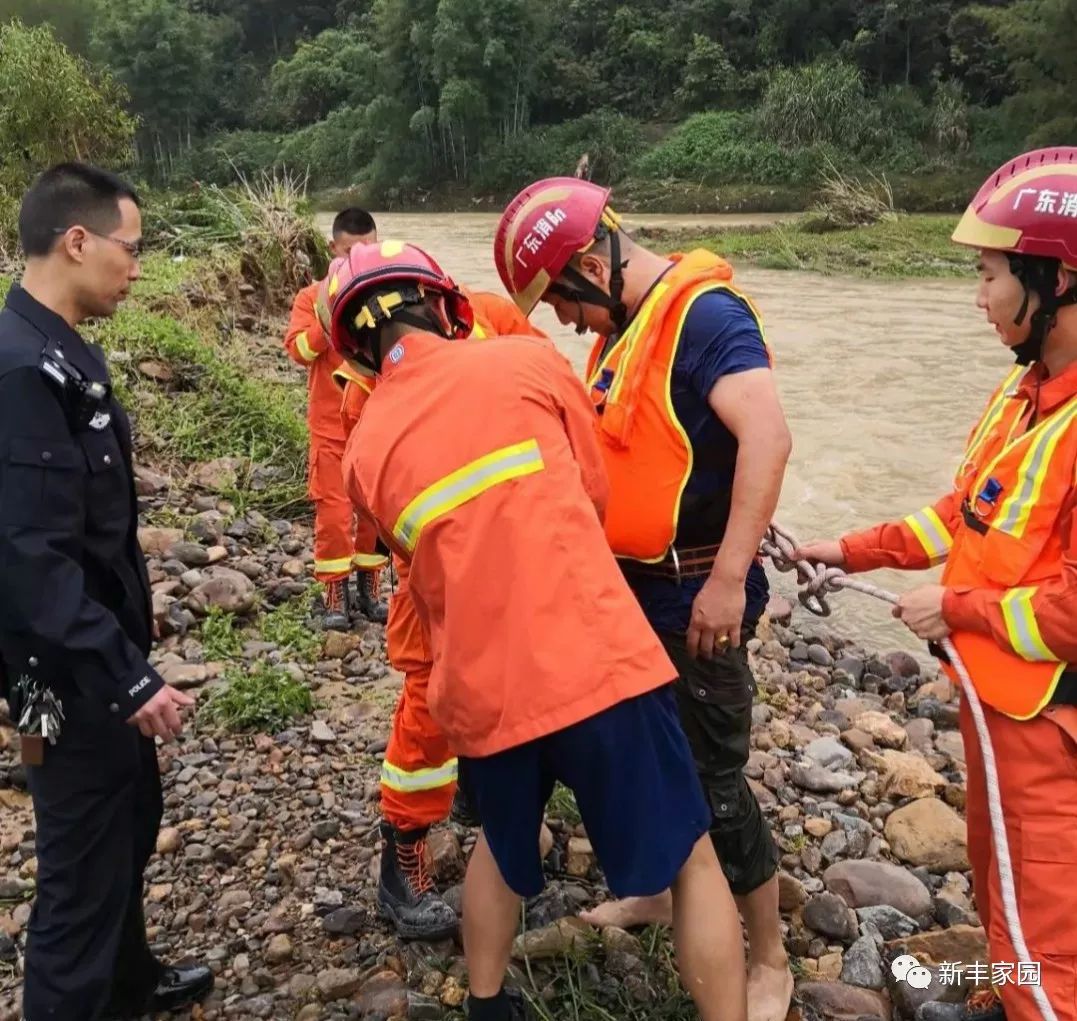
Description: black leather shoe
xmin=147 ymin=962 xmax=214 ymax=1012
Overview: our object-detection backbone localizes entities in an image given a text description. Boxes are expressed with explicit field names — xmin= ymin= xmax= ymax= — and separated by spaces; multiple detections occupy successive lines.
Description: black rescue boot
xmin=353 ymin=569 xmax=388 ymax=624
xmin=377 ymin=823 xmax=458 ymax=940
xmin=320 ymin=578 xmax=351 ymax=631
xmin=465 ymin=986 xmax=535 ymax=1021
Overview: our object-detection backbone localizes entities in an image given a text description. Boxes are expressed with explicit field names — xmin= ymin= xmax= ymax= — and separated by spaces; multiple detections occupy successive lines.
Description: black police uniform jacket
xmin=0 ymin=284 xmax=165 ymax=719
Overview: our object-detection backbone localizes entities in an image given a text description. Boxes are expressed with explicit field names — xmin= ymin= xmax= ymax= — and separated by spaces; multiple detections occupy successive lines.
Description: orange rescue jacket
xmin=283 ymin=281 xmax=348 ymax=445
xmin=342 ymin=332 xmax=675 ymax=757
xmin=843 ymin=360 xmax=1077 ymax=719
xmin=585 ymin=249 xmax=771 ymax=563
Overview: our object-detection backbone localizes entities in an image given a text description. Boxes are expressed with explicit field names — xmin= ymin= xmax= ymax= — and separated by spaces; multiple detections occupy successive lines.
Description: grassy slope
xmin=647 ymin=213 xmax=972 ymax=279
xmin=2 ymin=254 xmax=309 ymax=516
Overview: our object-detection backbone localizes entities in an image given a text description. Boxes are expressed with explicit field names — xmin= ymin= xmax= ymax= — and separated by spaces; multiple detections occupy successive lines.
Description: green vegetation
xmin=258 ymin=593 xmax=323 ymax=663
xmin=446 ymin=924 xmax=698 ymax=1021
xmin=199 ymin=607 xmax=246 ymax=662
xmin=3 ymin=0 xmax=1075 ymax=212
xmin=651 ymin=214 xmax=974 ymax=279
xmin=197 ymin=662 xmax=315 ymax=733
xmin=0 ymin=18 xmax=134 ymax=255
xmin=545 ymin=783 xmax=582 ymax=827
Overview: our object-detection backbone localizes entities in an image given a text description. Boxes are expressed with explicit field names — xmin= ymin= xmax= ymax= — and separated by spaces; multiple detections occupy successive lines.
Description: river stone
xmin=857 ymin=904 xmax=921 ymax=939
xmin=511 ymin=918 xmax=590 ymax=960
xmin=841 ymin=934 xmax=886 ymax=989
xmin=791 ymin=762 xmax=858 ymax=793
xmin=138 ymin=527 xmax=184 ymax=557
xmin=885 ymin=799 xmax=969 ymax=872
xmin=796 ymin=981 xmax=891 ymax=1021
xmin=778 ymin=872 xmax=808 ymax=911
xmin=354 ymin=971 xmax=408 ymax=1018
xmin=186 ymin=567 xmax=257 ymax=615
xmin=824 ymin=860 xmax=932 ymax=918
xmin=855 ymin=711 xmax=908 ymax=749
xmin=935 ymin=731 xmax=966 ymax=765
xmin=193 ymin=456 xmax=245 ymax=492
xmin=805 ymin=737 xmax=854 ymax=768
xmin=892 ymin=924 xmax=987 ymax=966
xmin=803 ymin=892 xmax=859 ymax=942
xmin=166 ymin=541 xmax=210 ymax=567
xmin=869 ymin=749 xmax=948 ymax=800
xmin=316 ymin=967 xmax=362 ymax=1001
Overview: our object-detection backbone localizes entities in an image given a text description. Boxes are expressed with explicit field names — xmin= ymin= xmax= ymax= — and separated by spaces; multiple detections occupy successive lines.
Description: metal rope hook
xmin=759 ymin=522 xmax=1059 ymax=1021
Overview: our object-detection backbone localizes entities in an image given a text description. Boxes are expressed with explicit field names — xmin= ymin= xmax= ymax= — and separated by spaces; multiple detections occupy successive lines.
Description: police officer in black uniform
xmin=0 ymin=164 xmax=213 ymax=1020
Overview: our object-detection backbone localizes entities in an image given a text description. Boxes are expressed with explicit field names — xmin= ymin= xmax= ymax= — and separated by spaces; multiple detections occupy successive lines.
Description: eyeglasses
xmin=52 ymin=227 xmax=143 ymax=259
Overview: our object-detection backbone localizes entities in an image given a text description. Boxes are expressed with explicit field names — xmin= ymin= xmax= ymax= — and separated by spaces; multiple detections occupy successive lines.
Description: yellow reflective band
xmin=903 ymin=506 xmax=953 ymax=565
xmin=470 ymin=322 xmax=488 ymax=340
xmin=328 ymin=274 xmax=340 ymax=298
xmin=381 ymin=240 xmax=405 ymax=258
xmin=393 ymin=439 xmax=545 ymax=553
xmin=315 ymin=556 xmax=354 ymax=575
xmin=352 ymin=552 xmax=388 ymax=570
xmin=961 ymin=367 xmax=1025 ymax=472
xmin=1001 ymin=587 xmax=1061 ymax=662
xmin=380 ymin=757 xmax=458 ymax=792
xmin=295 ymin=330 xmax=319 ymax=363
xmin=332 ymin=366 xmax=374 ymax=392
xmin=994 ymin=397 xmax=1077 ymax=537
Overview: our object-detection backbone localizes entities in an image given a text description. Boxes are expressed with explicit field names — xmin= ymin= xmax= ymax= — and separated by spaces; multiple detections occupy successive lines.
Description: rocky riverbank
xmin=0 ymin=468 xmax=986 ymax=1021
xmin=0 ymin=241 xmax=986 ymax=1021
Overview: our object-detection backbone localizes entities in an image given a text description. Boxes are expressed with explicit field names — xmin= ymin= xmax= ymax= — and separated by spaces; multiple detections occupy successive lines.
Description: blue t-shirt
xmin=623 ymin=288 xmax=771 ymax=635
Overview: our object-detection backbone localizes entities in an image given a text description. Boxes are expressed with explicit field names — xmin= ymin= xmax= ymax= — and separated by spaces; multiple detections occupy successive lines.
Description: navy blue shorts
xmin=458 ymin=685 xmax=711 ymax=898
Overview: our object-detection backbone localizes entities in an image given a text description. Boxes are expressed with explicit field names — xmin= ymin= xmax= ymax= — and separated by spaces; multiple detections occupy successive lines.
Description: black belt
xmin=619 ymin=543 xmax=722 ymax=581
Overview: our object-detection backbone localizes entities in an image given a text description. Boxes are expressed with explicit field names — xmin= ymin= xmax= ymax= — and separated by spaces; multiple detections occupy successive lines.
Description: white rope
xmin=760 ymin=522 xmax=1058 ymax=1021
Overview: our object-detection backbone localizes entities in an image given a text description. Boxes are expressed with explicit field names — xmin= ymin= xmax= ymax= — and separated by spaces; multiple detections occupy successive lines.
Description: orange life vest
xmin=585 ymin=249 xmax=771 ymax=563
xmin=941 ymin=365 xmax=1077 ymax=719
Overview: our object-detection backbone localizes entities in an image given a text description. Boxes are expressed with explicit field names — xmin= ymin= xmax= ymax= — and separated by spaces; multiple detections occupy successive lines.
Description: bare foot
xmin=579 ymin=892 xmax=674 ymax=929
xmin=746 ymin=960 xmax=794 ymax=1021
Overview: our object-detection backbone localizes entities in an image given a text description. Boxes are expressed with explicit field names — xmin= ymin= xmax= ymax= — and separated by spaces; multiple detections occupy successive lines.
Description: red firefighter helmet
xmin=324 ymin=240 xmax=474 ymax=363
xmin=953 ymin=147 xmax=1077 ymax=364
xmin=494 ymin=177 xmax=623 ymax=316
xmin=951 ymin=147 xmax=1077 ymax=270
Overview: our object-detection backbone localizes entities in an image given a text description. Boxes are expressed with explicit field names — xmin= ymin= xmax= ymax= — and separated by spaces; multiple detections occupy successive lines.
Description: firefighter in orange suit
xmin=283 ymin=208 xmax=387 ymax=629
xmin=797 ymin=148 xmax=1077 ymax=1021
xmin=332 ymin=285 xmax=547 ymax=940
xmin=327 ymin=239 xmax=747 ymax=1021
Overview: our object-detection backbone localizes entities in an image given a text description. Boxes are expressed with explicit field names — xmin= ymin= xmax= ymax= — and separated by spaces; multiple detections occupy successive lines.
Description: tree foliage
xmin=0 ymin=19 xmax=135 ymax=193
xmin=3 ymin=0 xmax=1063 ymax=202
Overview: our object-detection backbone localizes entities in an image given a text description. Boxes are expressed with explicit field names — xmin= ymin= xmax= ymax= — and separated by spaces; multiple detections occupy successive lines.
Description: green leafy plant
xmin=198 ymin=662 xmax=314 ymax=733
xmin=199 ymin=606 xmax=245 ymax=661
xmin=259 ymin=594 xmax=321 ymax=662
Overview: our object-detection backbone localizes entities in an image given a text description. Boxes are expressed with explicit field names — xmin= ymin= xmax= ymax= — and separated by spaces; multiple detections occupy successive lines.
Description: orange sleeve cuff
xmin=942 ymin=586 xmax=991 ymax=636
xmin=839 ymin=529 xmax=885 ymax=574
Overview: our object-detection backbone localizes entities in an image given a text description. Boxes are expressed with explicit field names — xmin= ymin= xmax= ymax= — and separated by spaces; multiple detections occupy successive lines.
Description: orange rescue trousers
xmin=310 ymin=441 xmax=382 ymax=582
xmin=379 ymin=557 xmax=457 ymax=830
xmin=961 ymin=695 xmax=1077 ymax=1021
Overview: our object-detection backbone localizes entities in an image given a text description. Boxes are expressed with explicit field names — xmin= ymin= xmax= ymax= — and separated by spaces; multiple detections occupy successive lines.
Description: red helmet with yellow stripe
xmin=323 ymin=240 xmax=473 ymax=372
xmin=952 ymin=147 xmax=1077 ymax=365
xmin=494 ymin=177 xmax=628 ymax=329
xmin=952 ymin=147 xmax=1077 ymax=269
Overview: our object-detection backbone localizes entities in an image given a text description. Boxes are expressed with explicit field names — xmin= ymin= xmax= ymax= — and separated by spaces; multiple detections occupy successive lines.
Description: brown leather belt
xmin=619 ymin=543 xmax=722 ymax=581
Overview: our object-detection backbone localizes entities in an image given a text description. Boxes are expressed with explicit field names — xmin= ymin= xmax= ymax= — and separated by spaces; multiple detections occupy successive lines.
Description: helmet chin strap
xmin=549 ymin=229 xmax=630 ymax=333
xmin=1008 ymin=255 xmax=1077 ymax=366
xmin=344 ymin=287 xmax=457 ymax=373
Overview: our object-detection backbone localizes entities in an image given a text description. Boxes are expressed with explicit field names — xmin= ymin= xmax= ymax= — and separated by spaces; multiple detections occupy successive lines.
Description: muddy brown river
xmin=316 ymin=211 xmax=1012 ymax=662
